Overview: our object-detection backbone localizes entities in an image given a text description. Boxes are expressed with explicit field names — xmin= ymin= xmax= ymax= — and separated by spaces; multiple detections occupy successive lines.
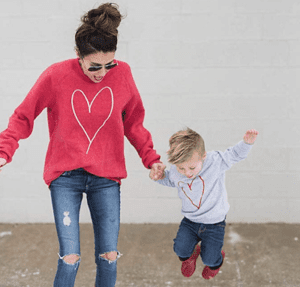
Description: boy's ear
xmin=203 ymin=152 xmax=207 ymax=160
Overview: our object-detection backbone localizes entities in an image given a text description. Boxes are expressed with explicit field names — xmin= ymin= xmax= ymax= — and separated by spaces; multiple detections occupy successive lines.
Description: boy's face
xmin=176 ymin=151 xmax=207 ymax=179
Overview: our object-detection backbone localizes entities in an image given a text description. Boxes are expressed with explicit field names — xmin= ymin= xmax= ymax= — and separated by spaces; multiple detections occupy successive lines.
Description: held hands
xmin=0 ymin=158 xmax=7 ymax=173
xmin=243 ymin=129 xmax=259 ymax=145
xmin=149 ymin=162 xmax=166 ymax=181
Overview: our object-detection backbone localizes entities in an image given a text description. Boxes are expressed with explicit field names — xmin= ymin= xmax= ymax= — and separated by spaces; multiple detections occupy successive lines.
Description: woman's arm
xmin=0 ymin=67 xmax=54 ymax=164
xmin=122 ymin=64 xmax=161 ymax=169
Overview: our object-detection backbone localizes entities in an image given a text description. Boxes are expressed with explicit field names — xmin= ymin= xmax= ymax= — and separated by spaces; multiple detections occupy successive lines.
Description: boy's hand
xmin=243 ymin=129 xmax=259 ymax=145
xmin=0 ymin=158 xmax=7 ymax=173
xmin=150 ymin=162 xmax=166 ymax=181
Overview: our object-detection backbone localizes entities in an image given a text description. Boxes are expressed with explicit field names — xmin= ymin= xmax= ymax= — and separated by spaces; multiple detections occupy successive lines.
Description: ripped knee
xmin=61 ymin=254 xmax=80 ymax=265
xmin=101 ymin=251 xmax=118 ymax=261
xmin=100 ymin=251 xmax=122 ymax=263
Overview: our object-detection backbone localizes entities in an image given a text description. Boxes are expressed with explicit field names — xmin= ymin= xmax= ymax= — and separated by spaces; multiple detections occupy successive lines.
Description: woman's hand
xmin=0 ymin=158 xmax=7 ymax=173
xmin=149 ymin=162 xmax=166 ymax=181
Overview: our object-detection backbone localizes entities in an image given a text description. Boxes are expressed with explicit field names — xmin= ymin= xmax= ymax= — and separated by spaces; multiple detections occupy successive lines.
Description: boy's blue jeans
xmin=49 ymin=168 xmax=121 ymax=287
xmin=174 ymin=217 xmax=226 ymax=269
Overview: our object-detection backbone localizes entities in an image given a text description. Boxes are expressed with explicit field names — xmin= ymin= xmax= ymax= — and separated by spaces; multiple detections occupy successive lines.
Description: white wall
xmin=0 ymin=0 xmax=299 ymax=223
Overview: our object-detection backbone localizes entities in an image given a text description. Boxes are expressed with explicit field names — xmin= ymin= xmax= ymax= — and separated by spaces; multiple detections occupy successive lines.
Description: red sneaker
xmin=202 ymin=250 xmax=225 ymax=280
xmin=181 ymin=244 xmax=201 ymax=277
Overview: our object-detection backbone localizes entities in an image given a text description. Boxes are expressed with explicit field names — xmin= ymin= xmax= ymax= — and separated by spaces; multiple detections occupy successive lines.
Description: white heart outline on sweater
xmin=71 ymin=87 xmax=114 ymax=154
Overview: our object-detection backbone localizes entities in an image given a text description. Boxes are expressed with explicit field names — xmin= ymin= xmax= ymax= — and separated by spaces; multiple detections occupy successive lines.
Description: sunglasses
xmin=88 ymin=62 xmax=118 ymax=72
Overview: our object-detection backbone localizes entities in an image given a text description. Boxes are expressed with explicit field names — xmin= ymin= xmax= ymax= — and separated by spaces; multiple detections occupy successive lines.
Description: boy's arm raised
xmin=218 ymin=129 xmax=259 ymax=171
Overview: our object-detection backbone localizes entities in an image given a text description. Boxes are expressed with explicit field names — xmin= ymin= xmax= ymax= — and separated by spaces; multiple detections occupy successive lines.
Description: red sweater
xmin=0 ymin=59 xmax=161 ymax=185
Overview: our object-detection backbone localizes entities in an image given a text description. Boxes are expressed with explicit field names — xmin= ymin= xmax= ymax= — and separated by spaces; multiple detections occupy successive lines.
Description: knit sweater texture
xmin=0 ymin=59 xmax=160 ymax=185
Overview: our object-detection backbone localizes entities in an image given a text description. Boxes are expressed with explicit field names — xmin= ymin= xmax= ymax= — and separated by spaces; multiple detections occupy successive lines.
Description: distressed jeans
xmin=174 ymin=217 xmax=226 ymax=268
xmin=49 ymin=168 xmax=121 ymax=287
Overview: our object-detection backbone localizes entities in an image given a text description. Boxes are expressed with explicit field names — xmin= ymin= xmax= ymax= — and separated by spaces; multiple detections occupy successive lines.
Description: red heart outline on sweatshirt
xmin=178 ymin=176 xmax=205 ymax=209
xmin=71 ymin=87 xmax=113 ymax=154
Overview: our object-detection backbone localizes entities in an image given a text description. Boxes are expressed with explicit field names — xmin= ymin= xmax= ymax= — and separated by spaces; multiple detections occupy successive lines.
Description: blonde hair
xmin=167 ymin=128 xmax=205 ymax=164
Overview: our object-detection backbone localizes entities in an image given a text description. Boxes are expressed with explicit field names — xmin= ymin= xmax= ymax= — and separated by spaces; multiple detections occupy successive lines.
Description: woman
xmin=0 ymin=3 xmax=164 ymax=286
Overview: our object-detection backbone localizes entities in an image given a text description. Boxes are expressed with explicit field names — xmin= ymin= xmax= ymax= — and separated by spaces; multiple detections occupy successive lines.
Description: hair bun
xmin=81 ymin=3 xmax=122 ymax=37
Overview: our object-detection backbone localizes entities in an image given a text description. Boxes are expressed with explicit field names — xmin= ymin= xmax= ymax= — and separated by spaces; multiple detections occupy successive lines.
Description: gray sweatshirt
xmin=157 ymin=141 xmax=253 ymax=224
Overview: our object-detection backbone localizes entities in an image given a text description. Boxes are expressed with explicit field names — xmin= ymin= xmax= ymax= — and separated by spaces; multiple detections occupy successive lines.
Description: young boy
xmin=150 ymin=128 xmax=258 ymax=280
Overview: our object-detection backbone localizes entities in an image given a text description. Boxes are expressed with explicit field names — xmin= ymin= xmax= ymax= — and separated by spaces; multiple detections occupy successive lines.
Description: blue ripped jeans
xmin=174 ymin=217 xmax=226 ymax=268
xmin=49 ymin=168 xmax=121 ymax=287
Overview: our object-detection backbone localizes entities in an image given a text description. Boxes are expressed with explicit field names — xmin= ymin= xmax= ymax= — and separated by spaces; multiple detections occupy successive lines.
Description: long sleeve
xmin=0 ymin=59 xmax=161 ymax=186
xmin=156 ymin=170 xmax=176 ymax=187
xmin=0 ymin=67 xmax=54 ymax=163
xmin=153 ymin=141 xmax=254 ymax=224
xmin=122 ymin=65 xmax=160 ymax=168
xmin=218 ymin=140 xmax=253 ymax=172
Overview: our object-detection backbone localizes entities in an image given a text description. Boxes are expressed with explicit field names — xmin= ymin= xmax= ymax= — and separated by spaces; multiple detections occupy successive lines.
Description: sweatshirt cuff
xmin=238 ymin=140 xmax=253 ymax=152
xmin=148 ymin=160 xmax=162 ymax=169
xmin=0 ymin=152 xmax=9 ymax=162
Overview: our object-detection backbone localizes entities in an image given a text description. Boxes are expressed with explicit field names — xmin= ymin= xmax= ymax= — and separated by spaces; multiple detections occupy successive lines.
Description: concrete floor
xmin=0 ymin=223 xmax=300 ymax=287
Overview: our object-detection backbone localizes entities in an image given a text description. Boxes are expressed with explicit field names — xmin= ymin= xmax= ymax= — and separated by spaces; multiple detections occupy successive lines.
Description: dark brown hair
xmin=75 ymin=3 xmax=123 ymax=58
